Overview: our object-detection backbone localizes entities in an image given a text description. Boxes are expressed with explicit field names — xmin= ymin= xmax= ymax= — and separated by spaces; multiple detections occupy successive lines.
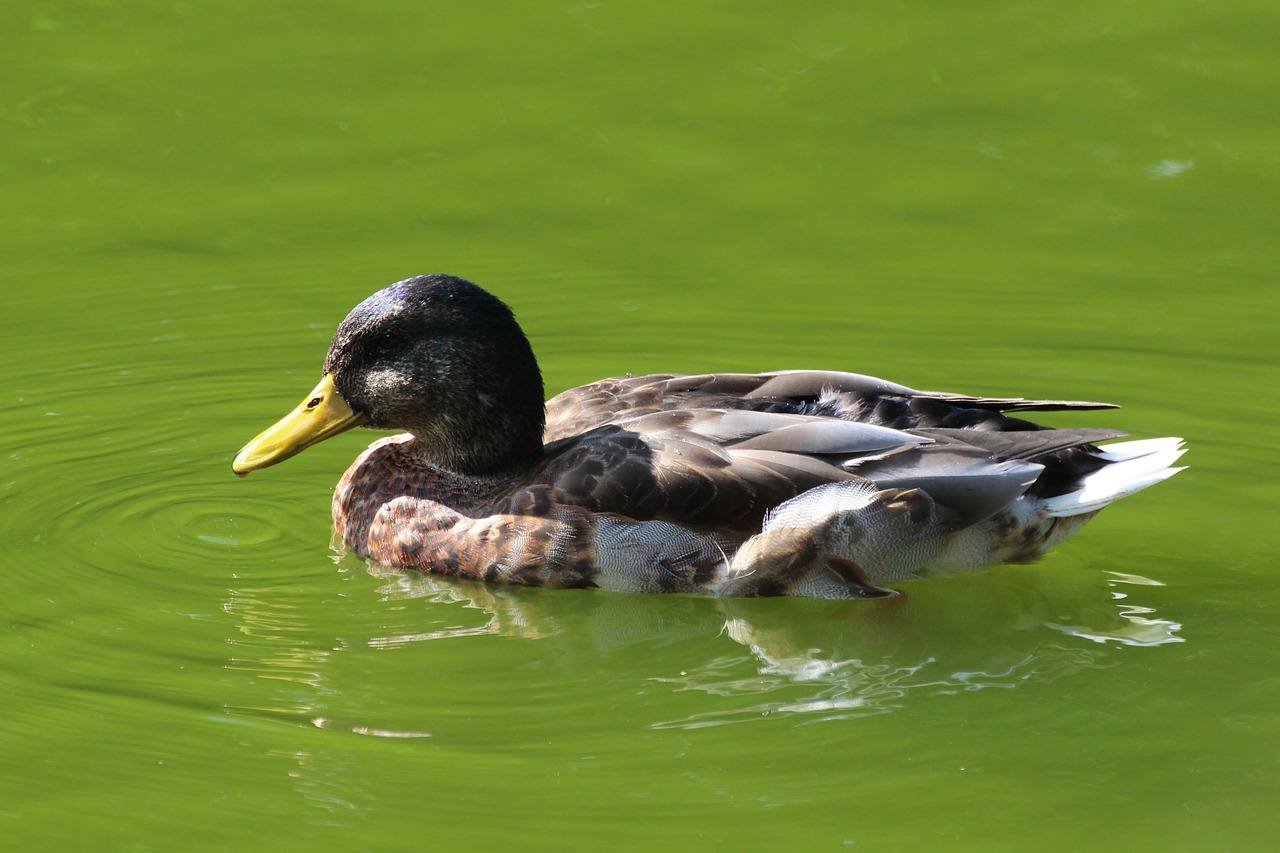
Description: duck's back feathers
xmin=540 ymin=369 xmax=1133 ymax=521
xmin=531 ymin=412 xmax=878 ymax=531
xmin=911 ymin=426 xmax=1127 ymax=460
xmin=544 ymin=370 xmax=1119 ymax=442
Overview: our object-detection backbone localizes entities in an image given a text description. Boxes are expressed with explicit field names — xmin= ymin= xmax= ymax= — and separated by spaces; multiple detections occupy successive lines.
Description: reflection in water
xmin=224 ymin=580 xmax=436 ymax=737
xmin=359 ymin=564 xmax=1184 ymax=729
xmin=1046 ymin=571 xmax=1184 ymax=647
xmin=223 ymin=585 xmax=332 ymax=698
xmin=368 ymin=569 xmax=562 ymax=645
xmin=659 ymin=624 xmax=1102 ymax=729
xmin=223 ymin=583 xmax=397 ymax=824
xmin=220 ymin=562 xmax=1186 ymax=818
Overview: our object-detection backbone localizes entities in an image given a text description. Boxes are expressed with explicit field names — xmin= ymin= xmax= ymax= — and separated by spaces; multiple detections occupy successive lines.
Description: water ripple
xmin=2 ymin=349 xmax=328 ymax=584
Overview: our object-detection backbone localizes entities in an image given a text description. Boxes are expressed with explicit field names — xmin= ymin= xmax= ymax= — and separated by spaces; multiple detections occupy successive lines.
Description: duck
xmin=233 ymin=274 xmax=1186 ymax=599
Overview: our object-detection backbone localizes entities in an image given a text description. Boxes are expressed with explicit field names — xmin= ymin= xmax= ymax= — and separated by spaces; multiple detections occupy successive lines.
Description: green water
xmin=4 ymin=1 xmax=1278 ymax=849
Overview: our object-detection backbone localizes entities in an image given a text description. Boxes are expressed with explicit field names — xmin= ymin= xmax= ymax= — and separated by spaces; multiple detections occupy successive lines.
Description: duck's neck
xmin=404 ymin=400 xmax=546 ymax=479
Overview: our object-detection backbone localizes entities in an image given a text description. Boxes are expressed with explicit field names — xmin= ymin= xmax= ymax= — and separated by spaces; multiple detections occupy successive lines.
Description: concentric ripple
xmin=3 ymin=339 xmax=341 ymax=588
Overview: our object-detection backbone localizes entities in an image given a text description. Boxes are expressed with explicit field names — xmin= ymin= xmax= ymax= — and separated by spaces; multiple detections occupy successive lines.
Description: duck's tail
xmin=1041 ymin=437 xmax=1187 ymax=518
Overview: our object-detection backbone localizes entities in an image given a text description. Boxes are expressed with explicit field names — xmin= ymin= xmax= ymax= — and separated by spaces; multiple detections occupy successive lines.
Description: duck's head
xmin=233 ymin=274 xmax=546 ymax=478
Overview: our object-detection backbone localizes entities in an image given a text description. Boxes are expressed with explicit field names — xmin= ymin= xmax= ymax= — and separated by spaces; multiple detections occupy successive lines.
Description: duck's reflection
xmin=361 ymin=563 xmax=1183 ymax=727
xmin=220 ymin=561 xmax=1184 ymax=823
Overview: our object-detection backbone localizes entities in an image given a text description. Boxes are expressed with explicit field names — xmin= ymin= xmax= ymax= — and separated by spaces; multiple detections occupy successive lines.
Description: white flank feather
xmin=763 ymin=479 xmax=881 ymax=531
xmin=1041 ymin=437 xmax=1187 ymax=518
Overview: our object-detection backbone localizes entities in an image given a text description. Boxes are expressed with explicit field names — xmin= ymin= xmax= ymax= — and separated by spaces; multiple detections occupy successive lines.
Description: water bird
xmin=233 ymin=274 xmax=1185 ymax=598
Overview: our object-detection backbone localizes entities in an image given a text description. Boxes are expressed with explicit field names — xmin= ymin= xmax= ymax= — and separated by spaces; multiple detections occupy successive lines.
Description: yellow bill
xmin=233 ymin=373 xmax=366 ymax=476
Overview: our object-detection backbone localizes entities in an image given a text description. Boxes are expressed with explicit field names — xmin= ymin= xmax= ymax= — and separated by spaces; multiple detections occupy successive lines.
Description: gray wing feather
xmin=743 ymin=370 xmax=920 ymax=399
xmin=626 ymin=408 xmax=927 ymax=457
xmin=850 ymin=447 xmax=1043 ymax=527
xmin=918 ymin=392 xmax=1119 ymax=412
xmin=911 ymin=427 xmax=1127 ymax=460
xmin=727 ymin=417 xmax=927 ymax=455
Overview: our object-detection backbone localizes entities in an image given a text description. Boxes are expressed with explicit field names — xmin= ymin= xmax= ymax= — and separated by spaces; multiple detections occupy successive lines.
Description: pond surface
xmin=4 ymin=2 xmax=1278 ymax=850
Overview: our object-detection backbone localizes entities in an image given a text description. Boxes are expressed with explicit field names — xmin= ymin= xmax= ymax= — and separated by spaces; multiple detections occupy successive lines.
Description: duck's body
xmin=235 ymin=275 xmax=1185 ymax=599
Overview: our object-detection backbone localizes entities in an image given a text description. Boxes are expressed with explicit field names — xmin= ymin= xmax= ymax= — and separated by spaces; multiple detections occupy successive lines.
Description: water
xmin=4 ymin=2 xmax=1278 ymax=849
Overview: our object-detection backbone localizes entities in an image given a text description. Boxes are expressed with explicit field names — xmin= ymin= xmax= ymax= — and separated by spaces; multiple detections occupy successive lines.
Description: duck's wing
xmin=543 ymin=370 xmax=1120 ymax=443
xmin=909 ymin=427 xmax=1127 ymax=460
xmin=532 ymin=408 xmax=933 ymax=531
xmin=536 ymin=370 xmax=1131 ymax=534
xmin=737 ymin=370 xmax=1119 ymax=411
xmin=544 ymin=372 xmax=913 ymax=439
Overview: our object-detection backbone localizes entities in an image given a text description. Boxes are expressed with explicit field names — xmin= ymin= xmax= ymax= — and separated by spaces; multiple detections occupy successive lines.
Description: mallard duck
xmin=233 ymin=274 xmax=1185 ymax=598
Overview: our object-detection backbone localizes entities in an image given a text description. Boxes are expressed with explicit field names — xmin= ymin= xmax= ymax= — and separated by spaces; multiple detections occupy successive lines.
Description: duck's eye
xmin=307 ymin=396 xmax=323 ymax=409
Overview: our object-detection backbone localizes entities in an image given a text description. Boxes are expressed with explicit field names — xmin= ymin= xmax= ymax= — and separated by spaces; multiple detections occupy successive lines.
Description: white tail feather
xmin=1042 ymin=437 xmax=1187 ymax=518
xmin=1095 ymin=437 xmax=1184 ymax=462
